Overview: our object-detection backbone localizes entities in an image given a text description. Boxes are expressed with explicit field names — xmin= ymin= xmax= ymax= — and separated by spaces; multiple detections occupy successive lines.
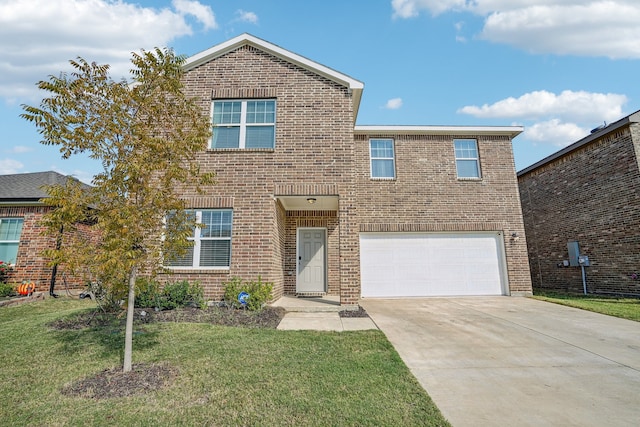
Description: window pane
xmin=213 ymin=101 xmax=241 ymax=124
xmin=246 ymin=100 xmax=275 ymax=124
xmin=370 ymin=139 xmax=394 ymax=158
xmin=246 ymin=126 xmax=275 ymax=148
xmin=201 ymin=210 xmax=233 ymax=238
xmin=372 ymin=159 xmax=395 ymax=178
xmin=454 ymin=139 xmax=478 ymax=159
xmin=165 ymin=247 xmax=194 ymax=267
xmin=456 ymin=160 xmax=480 ymax=178
xmin=200 ymin=240 xmax=231 ymax=267
xmin=0 ymin=218 xmax=23 ymax=240
xmin=0 ymin=243 xmax=19 ymax=264
xmin=212 ymin=127 xmax=240 ymax=148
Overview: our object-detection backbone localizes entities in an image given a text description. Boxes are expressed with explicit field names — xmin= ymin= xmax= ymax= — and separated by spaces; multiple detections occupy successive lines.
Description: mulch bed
xmin=60 ymin=363 xmax=178 ymax=400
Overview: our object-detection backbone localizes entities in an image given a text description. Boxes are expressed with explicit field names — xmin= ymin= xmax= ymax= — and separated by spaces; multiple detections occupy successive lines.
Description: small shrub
xmin=223 ymin=276 xmax=273 ymax=311
xmin=161 ymin=280 xmax=206 ymax=310
xmin=0 ymin=282 xmax=14 ymax=297
xmin=135 ymin=278 xmax=161 ymax=309
xmin=87 ymin=281 xmax=124 ymax=313
xmin=0 ymin=261 xmax=12 ymax=284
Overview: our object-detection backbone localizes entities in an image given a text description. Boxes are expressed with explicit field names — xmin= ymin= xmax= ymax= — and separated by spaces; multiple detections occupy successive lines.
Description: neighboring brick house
xmin=158 ymin=33 xmax=532 ymax=306
xmin=0 ymin=171 xmax=93 ymax=292
xmin=518 ymin=110 xmax=640 ymax=296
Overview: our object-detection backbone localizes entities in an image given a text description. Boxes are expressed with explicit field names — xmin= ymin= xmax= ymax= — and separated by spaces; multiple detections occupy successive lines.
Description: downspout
xmin=49 ymin=225 xmax=64 ymax=297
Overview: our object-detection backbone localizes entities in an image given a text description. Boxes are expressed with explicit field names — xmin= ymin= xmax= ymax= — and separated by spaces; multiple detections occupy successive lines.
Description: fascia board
xmin=354 ymin=125 xmax=523 ymax=138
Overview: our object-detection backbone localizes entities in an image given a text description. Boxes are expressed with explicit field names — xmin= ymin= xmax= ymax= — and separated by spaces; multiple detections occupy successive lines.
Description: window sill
xmin=164 ymin=268 xmax=230 ymax=274
xmin=457 ymin=177 xmax=482 ymax=182
xmin=370 ymin=177 xmax=396 ymax=181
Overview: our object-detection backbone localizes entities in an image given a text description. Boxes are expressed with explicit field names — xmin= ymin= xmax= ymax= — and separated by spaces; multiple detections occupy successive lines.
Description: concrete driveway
xmin=360 ymin=297 xmax=640 ymax=427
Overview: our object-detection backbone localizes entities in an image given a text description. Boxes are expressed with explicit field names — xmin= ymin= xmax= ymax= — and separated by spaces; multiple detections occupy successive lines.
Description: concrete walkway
xmin=361 ymin=297 xmax=640 ymax=427
xmin=272 ymin=295 xmax=378 ymax=331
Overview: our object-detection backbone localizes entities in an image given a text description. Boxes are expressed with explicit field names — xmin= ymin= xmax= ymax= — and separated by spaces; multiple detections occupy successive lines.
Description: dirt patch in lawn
xmin=61 ymin=363 xmax=178 ymax=400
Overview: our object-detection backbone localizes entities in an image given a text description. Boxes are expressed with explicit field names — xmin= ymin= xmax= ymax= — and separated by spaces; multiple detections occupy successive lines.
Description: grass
xmin=532 ymin=292 xmax=640 ymax=322
xmin=0 ymin=297 xmax=450 ymax=426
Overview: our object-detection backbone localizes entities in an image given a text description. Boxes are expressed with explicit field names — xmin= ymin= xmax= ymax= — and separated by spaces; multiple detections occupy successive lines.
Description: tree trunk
xmin=123 ymin=265 xmax=138 ymax=373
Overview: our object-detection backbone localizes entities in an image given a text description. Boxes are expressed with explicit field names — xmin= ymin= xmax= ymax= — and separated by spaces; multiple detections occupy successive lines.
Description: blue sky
xmin=2 ymin=0 xmax=639 ymax=183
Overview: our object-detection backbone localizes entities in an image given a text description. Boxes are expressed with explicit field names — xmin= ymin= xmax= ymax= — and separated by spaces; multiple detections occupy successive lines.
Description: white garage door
xmin=360 ymin=232 xmax=506 ymax=297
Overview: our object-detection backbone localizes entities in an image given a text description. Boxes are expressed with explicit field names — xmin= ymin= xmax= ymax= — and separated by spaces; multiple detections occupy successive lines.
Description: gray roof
xmin=0 ymin=171 xmax=91 ymax=202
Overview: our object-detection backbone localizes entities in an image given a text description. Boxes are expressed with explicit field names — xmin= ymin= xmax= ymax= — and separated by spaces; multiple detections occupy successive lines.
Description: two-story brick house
xmin=161 ymin=34 xmax=532 ymax=305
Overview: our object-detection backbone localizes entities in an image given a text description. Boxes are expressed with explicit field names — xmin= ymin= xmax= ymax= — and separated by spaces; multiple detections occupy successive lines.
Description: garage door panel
xmin=360 ymin=232 xmax=506 ymax=297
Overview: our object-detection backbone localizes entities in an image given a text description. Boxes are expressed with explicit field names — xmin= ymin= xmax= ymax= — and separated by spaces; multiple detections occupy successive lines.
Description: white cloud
xmin=385 ymin=98 xmax=403 ymax=109
xmin=459 ymin=89 xmax=627 ymax=146
xmin=0 ymin=159 xmax=24 ymax=174
xmin=173 ymin=0 xmax=217 ymax=30
xmin=458 ymin=90 xmax=627 ymax=123
xmin=391 ymin=0 xmax=640 ymax=59
xmin=0 ymin=0 xmax=216 ymax=101
xmin=235 ymin=9 xmax=258 ymax=24
xmin=11 ymin=146 xmax=33 ymax=154
xmin=524 ymin=119 xmax=590 ymax=147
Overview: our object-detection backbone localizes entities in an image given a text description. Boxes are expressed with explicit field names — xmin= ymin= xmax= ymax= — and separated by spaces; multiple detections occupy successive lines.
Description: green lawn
xmin=0 ymin=298 xmax=449 ymax=426
xmin=532 ymin=292 xmax=640 ymax=322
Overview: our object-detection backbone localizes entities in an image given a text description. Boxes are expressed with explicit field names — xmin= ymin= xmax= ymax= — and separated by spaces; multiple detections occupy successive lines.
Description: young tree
xmin=21 ymin=48 xmax=213 ymax=372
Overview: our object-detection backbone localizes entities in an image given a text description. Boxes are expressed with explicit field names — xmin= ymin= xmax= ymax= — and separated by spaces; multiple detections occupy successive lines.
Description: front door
xmin=297 ymin=228 xmax=326 ymax=293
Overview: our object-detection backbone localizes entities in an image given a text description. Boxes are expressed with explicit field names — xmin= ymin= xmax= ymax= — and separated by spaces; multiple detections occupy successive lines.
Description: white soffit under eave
xmin=354 ymin=125 xmax=524 ymax=138
xmin=183 ymin=33 xmax=364 ymax=92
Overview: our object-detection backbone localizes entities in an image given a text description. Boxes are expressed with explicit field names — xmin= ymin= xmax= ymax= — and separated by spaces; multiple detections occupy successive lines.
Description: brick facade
xmin=518 ymin=113 xmax=640 ymax=296
xmin=157 ymin=35 xmax=532 ymax=304
xmin=0 ymin=205 xmax=93 ymax=292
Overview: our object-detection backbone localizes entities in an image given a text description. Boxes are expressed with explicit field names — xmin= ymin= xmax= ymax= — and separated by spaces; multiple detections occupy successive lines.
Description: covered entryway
xmin=297 ymin=228 xmax=327 ymax=294
xmin=359 ymin=232 xmax=506 ymax=297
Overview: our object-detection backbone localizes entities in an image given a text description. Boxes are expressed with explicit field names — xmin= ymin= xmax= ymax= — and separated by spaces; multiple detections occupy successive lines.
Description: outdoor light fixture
xmin=307 ymin=197 xmax=317 ymax=204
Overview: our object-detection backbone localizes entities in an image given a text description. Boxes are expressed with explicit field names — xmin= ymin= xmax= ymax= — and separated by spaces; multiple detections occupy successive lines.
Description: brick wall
xmin=518 ymin=123 xmax=640 ymax=295
xmin=1 ymin=205 xmax=95 ymax=292
xmin=163 ymin=45 xmax=359 ymax=303
xmin=354 ymin=133 xmax=533 ymax=295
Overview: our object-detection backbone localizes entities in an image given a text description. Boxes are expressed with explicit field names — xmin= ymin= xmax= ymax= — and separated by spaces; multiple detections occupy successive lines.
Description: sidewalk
xmin=272 ymin=295 xmax=378 ymax=331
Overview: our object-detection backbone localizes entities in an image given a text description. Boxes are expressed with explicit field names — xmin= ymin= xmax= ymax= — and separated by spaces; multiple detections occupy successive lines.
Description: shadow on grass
xmin=50 ymin=309 xmax=160 ymax=360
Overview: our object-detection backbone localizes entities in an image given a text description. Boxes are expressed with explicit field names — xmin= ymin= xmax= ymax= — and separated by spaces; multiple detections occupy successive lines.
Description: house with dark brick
xmin=518 ymin=110 xmax=640 ymax=296
xmin=159 ymin=33 xmax=532 ymax=306
xmin=0 ymin=171 xmax=93 ymax=293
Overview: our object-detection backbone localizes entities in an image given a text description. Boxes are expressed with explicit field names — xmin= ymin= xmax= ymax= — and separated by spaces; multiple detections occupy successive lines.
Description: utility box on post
xmin=568 ymin=241 xmax=580 ymax=267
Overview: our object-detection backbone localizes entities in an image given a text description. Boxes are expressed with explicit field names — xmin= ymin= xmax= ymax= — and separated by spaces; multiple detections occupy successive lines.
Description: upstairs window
xmin=165 ymin=209 xmax=233 ymax=269
xmin=370 ymin=138 xmax=396 ymax=179
xmin=0 ymin=218 xmax=23 ymax=264
xmin=211 ymin=100 xmax=276 ymax=149
xmin=454 ymin=139 xmax=481 ymax=179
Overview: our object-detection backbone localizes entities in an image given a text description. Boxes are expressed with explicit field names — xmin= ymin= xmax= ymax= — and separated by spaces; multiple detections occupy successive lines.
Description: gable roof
xmin=0 ymin=171 xmax=90 ymax=204
xmin=183 ymin=33 xmax=364 ymax=121
xmin=518 ymin=109 xmax=640 ymax=176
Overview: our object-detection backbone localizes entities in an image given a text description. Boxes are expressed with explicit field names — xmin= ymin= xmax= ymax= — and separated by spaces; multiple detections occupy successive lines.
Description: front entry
xmin=297 ymin=228 xmax=326 ymax=293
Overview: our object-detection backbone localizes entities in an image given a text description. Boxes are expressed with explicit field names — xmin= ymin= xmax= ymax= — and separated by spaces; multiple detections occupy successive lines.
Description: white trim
xmin=355 ymin=125 xmax=523 ymax=138
xmin=184 ymin=34 xmax=364 ymax=91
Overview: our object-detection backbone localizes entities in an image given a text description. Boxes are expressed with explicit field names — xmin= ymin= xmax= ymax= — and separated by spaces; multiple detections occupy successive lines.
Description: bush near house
xmin=0 ymin=282 xmax=14 ymax=297
xmin=0 ymin=261 xmax=11 ymax=284
xmin=223 ymin=276 xmax=273 ymax=311
xmin=135 ymin=278 xmax=206 ymax=310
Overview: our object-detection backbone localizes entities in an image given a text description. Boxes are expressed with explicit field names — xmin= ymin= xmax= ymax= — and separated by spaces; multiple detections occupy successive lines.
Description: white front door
xmin=297 ymin=228 xmax=326 ymax=293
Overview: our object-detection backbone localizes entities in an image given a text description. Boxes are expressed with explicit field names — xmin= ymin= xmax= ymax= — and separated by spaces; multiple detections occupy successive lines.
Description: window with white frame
xmin=211 ymin=99 xmax=276 ymax=149
xmin=0 ymin=218 xmax=23 ymax=264
xmin=165 ymin=209 xmax=233 ymax=268
xmin=370 ymin=138 xmax=396 ymax=179
xmin=454 ymin=139 xmax=481 ymax=179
